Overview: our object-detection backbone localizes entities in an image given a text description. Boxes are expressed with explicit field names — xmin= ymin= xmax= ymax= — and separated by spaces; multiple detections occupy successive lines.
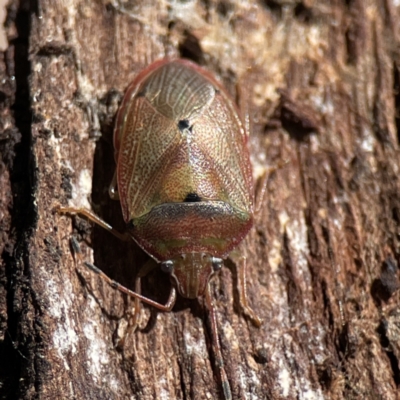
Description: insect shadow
xmin=82 ymin=107 xmax=208 ymax=339
xmin=89 ymin=117 xmax=170 ymax=334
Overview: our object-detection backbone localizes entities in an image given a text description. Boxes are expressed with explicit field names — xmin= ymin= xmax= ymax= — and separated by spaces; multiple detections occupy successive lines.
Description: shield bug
xmin=58 ymin=58 xmax=261 ymax=400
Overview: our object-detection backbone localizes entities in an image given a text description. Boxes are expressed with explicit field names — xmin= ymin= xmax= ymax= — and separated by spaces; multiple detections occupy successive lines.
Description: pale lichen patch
xmin=70 ymin=168 xmax=93 ymax=209
xmin=46 ymin=277 xmax=78 ymax=376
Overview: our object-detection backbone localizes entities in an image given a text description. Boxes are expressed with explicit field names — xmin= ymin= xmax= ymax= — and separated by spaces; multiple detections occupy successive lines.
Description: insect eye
xmin=211 ymin=257 xmax=223 ymax=271
xmin=161 ymin=260 xmax=174 ymax=273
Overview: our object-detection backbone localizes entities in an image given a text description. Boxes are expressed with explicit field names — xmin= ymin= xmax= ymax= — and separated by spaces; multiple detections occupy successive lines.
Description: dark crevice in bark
xmin=370 ymin=257 xmax=400 ymax=305
xmin=1 ymin=1 xmax=38 ymax=399
xmin=293 ymin=3 xmax=313 ymax=24
xmin=344 ymin=28 xmax=355 ymax=65
xmin=123 ymin=359 xmax=144 ymax=400
xmin=337 ymin=323 xmax=355 ymax=367
xmin=321 ymin=231 xmax=342 ymax=333
xmin=178 ymin=32 xmax=204 ymax=65
xmin=320 ymin=279 xmax=334 ymax=330
xmin=216 ymin=1 xmax=233 ymax=18
xmin=376 ymin=320 xmax=400 ymax=386
xmin=372 ymin=22 xmax=392 ymax=146
xmin=281 ymin=231 xmax=303 ymax=321
xmin=261 ymin=1 xmax=282 ymax=19
xmin=177 ymin=359 xmax=187 ymax=400
xmin=344 ymin=0 xmax=365 ymax=66
xmin=36 ymin=43 xmax=75 ymax=57
xmin=393 ymin=62 xmax=400 ymax=145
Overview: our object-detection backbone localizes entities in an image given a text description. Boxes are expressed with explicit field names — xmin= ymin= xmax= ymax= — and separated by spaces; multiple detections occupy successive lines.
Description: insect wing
xmin=188 ymin=90 xmax=253 ymax=214
xmin=116 ymin=98 xmax=182 ymax=221
xmin=114 ymin=59 xmax=253 ymax=223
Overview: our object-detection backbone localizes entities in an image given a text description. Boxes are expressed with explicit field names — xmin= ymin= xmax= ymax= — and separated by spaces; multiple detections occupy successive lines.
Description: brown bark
xmin=1 ymin=0 xmax=400 ymax=399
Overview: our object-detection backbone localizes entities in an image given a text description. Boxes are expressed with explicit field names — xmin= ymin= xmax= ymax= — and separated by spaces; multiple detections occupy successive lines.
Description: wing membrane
xmin=116 ymin=60 xmax=253 ymax=223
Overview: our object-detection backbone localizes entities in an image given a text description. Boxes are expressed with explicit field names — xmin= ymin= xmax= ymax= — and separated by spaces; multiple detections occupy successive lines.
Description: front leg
xmin=229 ymin=252 xmax=262 ymax=327
xmin=56 ymin=205 xmax=130 ymax=242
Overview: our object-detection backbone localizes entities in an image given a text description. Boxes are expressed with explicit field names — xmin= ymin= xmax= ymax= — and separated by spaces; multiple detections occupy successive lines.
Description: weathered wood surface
xmin=1 ymin=0 xmax=400 ymax=399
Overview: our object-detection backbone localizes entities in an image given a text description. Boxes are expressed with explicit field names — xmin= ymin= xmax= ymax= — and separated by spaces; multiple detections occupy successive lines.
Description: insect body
xmin=114 ymin=59 xmax=254 ymax=295
xmin=59 ymin=59 xmax=259 ymax=400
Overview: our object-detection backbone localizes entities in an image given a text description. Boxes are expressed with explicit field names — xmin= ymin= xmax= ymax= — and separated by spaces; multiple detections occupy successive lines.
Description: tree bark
xmin=1 ymin=0 xmax=400 ymax=399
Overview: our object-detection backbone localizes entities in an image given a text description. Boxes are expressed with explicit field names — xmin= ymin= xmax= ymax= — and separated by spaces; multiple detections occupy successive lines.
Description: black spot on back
xmin=178 ymin=119 xmax=191 ymax=131
xmin=184 ymin=192 xmax=202 ymax=202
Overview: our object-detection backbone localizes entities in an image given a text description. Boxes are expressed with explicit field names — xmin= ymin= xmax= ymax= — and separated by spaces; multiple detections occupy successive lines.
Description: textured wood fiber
xmin=1 ymin=0 xmax=400 ymax=399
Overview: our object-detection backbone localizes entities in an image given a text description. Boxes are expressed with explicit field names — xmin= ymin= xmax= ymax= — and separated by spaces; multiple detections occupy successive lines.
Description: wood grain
xmin=1 ymin=1 xmax=400 ymax=399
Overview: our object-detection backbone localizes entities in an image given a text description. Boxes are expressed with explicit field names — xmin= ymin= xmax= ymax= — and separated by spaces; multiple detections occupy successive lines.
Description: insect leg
xmin=236 ymin=255 xmax=262 ymax=327
xmin=129 ymin=259 xmax=158 ymax=332
xmin=69 ymin=235 xmax=84 ymax=264
xmin=254 ymin=170 xmax=269 ymax=215
xmin=254 ymin=160 xmax=289 ymax=215
xmin=84 ymin=261 xmax=177 ymax=311
xmin=56 ymin=206 xmax=130 ymax=241
xmin=133 ymin=259 xmax=157 ymax=333
xmin=205 ymin=282 xmax=232 ymax=400
xmin=117 ymin=259 xmax=160 ymax=347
